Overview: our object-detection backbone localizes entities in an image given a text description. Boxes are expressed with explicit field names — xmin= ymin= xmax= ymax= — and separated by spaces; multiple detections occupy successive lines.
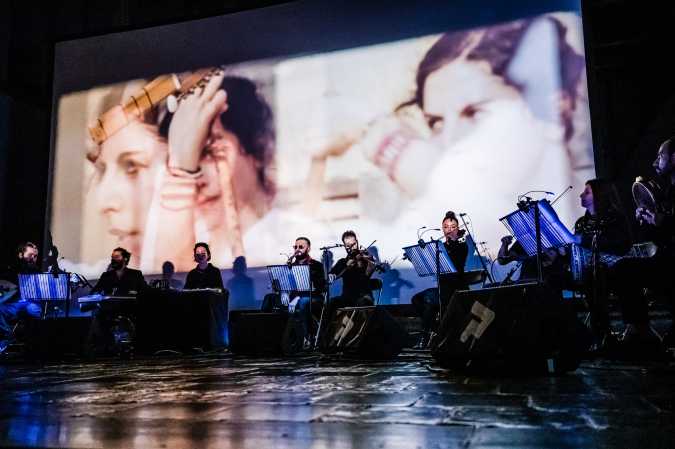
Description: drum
xmin=632 ymin=177 xmax=666 ymax=213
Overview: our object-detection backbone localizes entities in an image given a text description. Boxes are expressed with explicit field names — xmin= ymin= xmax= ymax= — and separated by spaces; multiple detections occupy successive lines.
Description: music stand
xmin=500 ymin=199 xmax=574 ymax=282
xmin=403 ymin=240 xmax=456 ymax=277
xmin=18 ymin=273 xmax=71 ymax=318
xmin=403 ymin=239 xmax=456 ymax=321
xmin=266 ymin=264 xmax=312 ymax=307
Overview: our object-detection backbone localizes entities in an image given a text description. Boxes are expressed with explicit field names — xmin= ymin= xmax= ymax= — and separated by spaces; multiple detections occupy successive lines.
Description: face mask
xmin=110 ymin=259 xmax=123 ymax=270
xmin=195 ymin=253 xmax=207 ymax=263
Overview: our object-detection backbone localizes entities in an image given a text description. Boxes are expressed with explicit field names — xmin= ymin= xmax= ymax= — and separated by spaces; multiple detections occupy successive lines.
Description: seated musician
xmin=410 ymin=211 xmax=468 ymax=348
xmin=497 ymin=180 xmax=631 ymax=346
xmin=571 ymin=180 xmax=632 ymax=346
xmin=92 ymin=247 xmax=147 ymax=296
xmin=262 ymin=237 xmax=326 ymax=343
xmin=88 ymin=247 xmax=146 ymax=355
xmin=184 ymin=243 xmax=225 ymax=291
xmin=611 ymin=138 xmax=675 ymax=353
xmin=0 ymin=242 xmax=42 ymax=352
xmin=329 ymin=230 xmax=376 ymax=310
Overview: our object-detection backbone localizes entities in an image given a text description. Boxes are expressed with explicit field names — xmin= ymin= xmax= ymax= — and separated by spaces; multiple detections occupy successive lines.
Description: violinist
xmin=328 ymin=230 xmax=377 ymax=308
xmin=611 ymin=137 xmax=675 ymax=354
xmin=411 ymin=211 xmax=469 ymax=348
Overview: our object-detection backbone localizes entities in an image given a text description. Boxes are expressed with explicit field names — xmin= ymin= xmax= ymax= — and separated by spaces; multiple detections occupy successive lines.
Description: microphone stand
xmin=315 ymin=243 xmax=341 ymax=349
xmin=458 ymin=214 xmax=494 ymax=285
xmin=534 ymin=201 xmax=543 ymax=284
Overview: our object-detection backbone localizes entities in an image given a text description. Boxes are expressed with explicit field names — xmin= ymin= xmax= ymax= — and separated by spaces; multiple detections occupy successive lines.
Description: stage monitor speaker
xmin=23 ymin=317 xmax=93 ymax=359
xmin=321 ymin=305 xmax=409 ymax=359
xmin=228 ymin=310 xmax=288 ymax=355
xmin=431 ymin=282 xmax=591 ymax=374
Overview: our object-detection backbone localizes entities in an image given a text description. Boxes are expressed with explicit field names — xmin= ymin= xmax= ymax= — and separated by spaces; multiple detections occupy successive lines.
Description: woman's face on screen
xmin=418 ymin=55 xmax=571 ymax=254
xmin=92 ymin=120 xmax=166 ymax=256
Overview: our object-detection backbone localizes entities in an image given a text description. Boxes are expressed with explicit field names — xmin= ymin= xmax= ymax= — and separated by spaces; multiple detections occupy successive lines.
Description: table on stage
xmin=79 ymin=288 xmax=229 ymax=353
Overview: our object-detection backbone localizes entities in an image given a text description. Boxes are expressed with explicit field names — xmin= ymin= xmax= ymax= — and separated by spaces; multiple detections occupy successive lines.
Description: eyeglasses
xmin=293 ymin=245 xmax=306 ymax=250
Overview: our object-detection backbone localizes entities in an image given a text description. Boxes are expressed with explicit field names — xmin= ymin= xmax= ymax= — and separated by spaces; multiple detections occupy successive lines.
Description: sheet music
xmin=500 ymin=201 xmax=575 ymax=257
xmin=18 ymin=273 xmax=69 ymax=300
xmin=267 ymin=264 xmax=312 ymax=292
xmin=402 ymin=240 xmax=456 ymax=277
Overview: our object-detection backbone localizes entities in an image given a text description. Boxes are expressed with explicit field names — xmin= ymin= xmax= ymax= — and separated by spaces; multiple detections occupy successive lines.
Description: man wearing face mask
xmin=87 ymin=247 xmax=146 ymax=355
xmin=91 ymin=247 xmax=147 ymax=296
xmin=184 ymin=243 xmax=225 ymax=291
xmin=1 ymin=242 xmax=43 ymax=352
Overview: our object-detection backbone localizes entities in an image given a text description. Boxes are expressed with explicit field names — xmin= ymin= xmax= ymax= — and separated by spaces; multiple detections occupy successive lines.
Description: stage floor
xmin=0 ymin=350 xmax=673 ymax=449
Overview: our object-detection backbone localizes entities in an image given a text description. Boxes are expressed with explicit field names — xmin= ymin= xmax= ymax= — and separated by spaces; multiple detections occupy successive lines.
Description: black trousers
xmin=610 ymin=253 xmax=674 ymax=326
xmin=411 ymin=283 xmax=466 ymax=334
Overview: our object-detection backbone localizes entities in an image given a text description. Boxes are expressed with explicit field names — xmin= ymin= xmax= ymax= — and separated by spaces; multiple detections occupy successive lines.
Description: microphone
xmin=459 ymin=213 xmax=467 ymax=217
xmin=417 ymin=226 xmax=426 ymax=240
xmin=418 ymin=228 xmax=441 ymax=248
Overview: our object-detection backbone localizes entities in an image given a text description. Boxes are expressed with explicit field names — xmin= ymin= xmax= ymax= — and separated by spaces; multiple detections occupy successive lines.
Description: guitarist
xmin=0 ymin=242 xmax=43 ymax=352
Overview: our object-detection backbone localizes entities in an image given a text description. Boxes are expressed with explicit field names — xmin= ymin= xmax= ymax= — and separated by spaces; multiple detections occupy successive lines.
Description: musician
xmin=86 ymin=247 xmax=146 ymax=355
xmin=573 ymin=180 xmax=632 ymax=345
xmin=184 ymin=243 xmax=225 ymax=290
xmin=411 ymin=212 xmax=469 ymax=348
xmin=261 ymin=237 xmax=326 ymax=348
xmin=0 ymin=242 xmax=42 ymax=351
xmin=91 ymin=247 xmax=147 ymax=296
xmin=262 ymin=237 xmax=326 ymax=309
xmin=329 ymin=230 xmax=377 ymax=308
xmin=612 ymin=138 xmax=675 ymax=352
xmin=498 ymin=181 xmax=631 ymax=343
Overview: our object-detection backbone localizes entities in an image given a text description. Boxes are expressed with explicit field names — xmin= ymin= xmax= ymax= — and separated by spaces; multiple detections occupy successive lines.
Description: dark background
xmin=1 ymin=0 xmax=674 ymax=266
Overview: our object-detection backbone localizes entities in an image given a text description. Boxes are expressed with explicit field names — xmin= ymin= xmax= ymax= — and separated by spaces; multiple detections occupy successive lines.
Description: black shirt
xmin=644 ymin=184 xmax=675 ymax=256
xmin=574 ymin=211 xmax=632 ymax=256
xmin=439 ymin=238 xmax=469 ymax=298
xmin=92 ymin=268 xmax=147 ymax=296
xmin=330 ymin=255 xmax=373 ymax=301
xmin=0 ymin=261 xmax=41 ymax=303
xmin=184 ymin=263 xmax=225 ymax=290
xmin=292 ymin=258 xmax=326 ymax=297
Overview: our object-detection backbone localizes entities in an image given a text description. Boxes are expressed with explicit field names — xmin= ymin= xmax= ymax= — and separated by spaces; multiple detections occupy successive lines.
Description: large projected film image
xmin=51 ymin=11 xmax=594 ymax=301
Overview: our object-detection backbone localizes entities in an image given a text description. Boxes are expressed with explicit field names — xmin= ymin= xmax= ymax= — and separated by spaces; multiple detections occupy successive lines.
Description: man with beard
xmin=91 ymin=247 xmax=147 ymax=296
xmin=258 ymin=237 xmax=326 ymax=351
xmin=262 ymin=237 xmax=326 ymax=343
xmin=0 ymin=242 xmax=43 ymax=352
xmin=329 ymin=230 xmax=377 ymax=309
xmin=611 ymin=137 xmax=675 ymax=354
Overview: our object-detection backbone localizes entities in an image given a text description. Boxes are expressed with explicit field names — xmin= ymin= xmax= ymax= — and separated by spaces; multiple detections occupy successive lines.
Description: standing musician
xmin=328 ymin=230 xmax=377 ymax=310
xmin=411 ymin=211 xmax=469 ymax=348
xmin=611 ymin=137 xmax=675 ymax=353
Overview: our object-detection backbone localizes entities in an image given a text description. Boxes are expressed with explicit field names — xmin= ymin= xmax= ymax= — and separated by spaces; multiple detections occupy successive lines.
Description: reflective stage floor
xmin=0 ymin=350 xmax=673 ymax=449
